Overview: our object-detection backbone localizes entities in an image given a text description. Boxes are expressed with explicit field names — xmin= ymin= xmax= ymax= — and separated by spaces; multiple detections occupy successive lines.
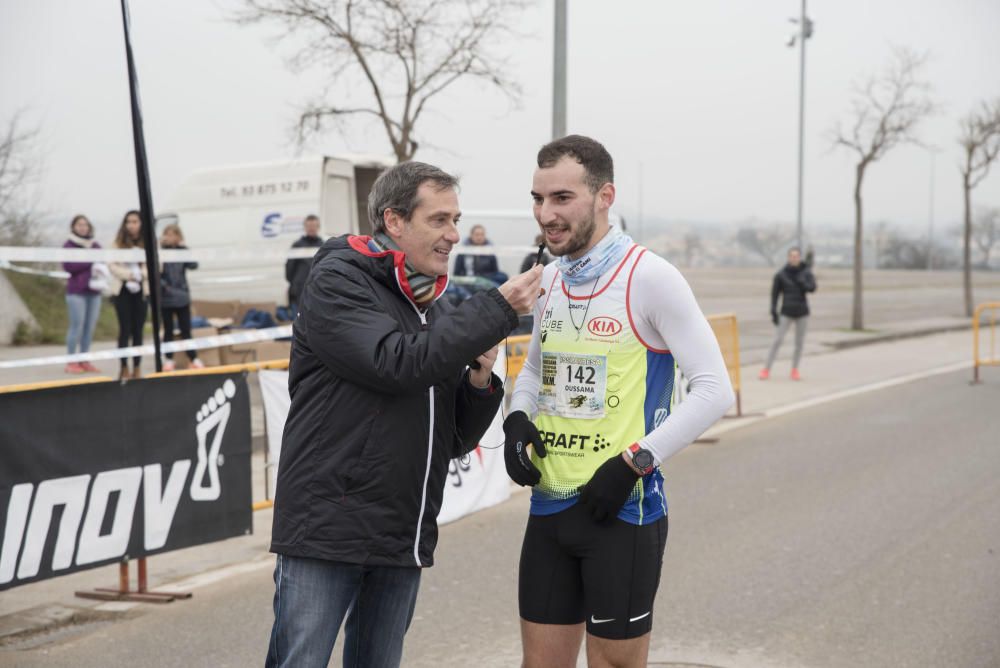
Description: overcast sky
xmin=2 ymin=0 xmax=999 ymax=242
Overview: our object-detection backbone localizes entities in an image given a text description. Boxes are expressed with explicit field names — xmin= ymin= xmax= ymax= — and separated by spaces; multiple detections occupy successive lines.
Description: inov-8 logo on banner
xmin=0 ymin=374 xmax=252 ymax=590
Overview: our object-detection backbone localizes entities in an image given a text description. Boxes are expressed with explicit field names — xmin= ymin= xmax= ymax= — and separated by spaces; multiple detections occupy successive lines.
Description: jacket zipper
xmin=391 ymin=266 xmax=437 ymax=567
xmin=413 ymin=308 xmax=433 ymax=567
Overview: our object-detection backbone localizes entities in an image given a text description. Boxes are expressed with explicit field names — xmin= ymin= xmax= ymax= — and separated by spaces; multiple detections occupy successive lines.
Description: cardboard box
xmin=254 ymin=340 xmax=291 ymax=363
xmin=174 ymin=326 xmax=222 ymax=368
xmin=220 ymin=339 xmax=290 ymax=366
xmin=219 ymin=345 xmax=255 ymax=367
xmin=191 ymin=300 xmax=239 ymax=320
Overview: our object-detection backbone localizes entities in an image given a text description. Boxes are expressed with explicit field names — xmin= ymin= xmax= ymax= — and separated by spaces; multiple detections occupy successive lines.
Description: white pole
xmin=795 ymin=0 xmax=807 ymax=250
xmin=552 ymin=0 xmax=567 ymax=139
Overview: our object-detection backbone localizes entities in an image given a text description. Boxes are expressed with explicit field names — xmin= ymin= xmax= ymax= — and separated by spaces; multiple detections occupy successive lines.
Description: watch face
xmin=633 ymin=449 xmax=654 ymax=471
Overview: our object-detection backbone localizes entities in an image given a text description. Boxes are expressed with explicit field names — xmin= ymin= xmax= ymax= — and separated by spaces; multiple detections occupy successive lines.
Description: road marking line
xmin=764 ymin=361 xmax=971 ymax=419
xmin=703 ymin=361 xmax=973 ymax=439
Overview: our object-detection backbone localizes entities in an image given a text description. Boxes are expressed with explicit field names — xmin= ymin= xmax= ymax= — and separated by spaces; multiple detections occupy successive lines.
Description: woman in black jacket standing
xmin=760 ymin=247 xmax=816 ymax=381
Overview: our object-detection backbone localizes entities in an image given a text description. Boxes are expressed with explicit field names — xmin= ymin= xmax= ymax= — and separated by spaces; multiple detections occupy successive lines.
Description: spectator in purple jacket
xmin=62 ymin=215 xmax=103 ymax=374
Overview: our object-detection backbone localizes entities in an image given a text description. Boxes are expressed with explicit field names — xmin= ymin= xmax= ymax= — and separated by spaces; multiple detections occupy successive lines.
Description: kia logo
xmin=587 ymin=316 xmax=622 ymax=337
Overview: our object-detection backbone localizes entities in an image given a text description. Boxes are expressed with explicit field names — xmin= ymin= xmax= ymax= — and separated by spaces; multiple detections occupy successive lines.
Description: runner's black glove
xmin=771 ymin=311 xmax=779 ymax=326
xmin=579 ymin=454 xmax=639 ymax=524
xmin=503 ymin=411 xmax=546 ymax=486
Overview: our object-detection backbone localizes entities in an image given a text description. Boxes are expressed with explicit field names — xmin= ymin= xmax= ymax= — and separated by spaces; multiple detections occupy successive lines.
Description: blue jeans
xmin=266 ymin=555 xmax=421 ymax=668
xmin=66 ymin=293 xmax=102 ymax=354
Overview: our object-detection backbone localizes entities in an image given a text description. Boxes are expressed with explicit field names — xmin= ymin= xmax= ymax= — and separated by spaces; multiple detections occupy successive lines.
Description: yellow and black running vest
xmin=530 ymin=245 xmax=675 ymax=525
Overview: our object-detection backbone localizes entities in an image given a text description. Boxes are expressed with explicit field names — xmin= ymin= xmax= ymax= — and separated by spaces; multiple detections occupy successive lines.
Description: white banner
xmin=257 ymin=356 xmax=511 ymax=526
xmin=258 ymin=369 xmax=290 ymax=495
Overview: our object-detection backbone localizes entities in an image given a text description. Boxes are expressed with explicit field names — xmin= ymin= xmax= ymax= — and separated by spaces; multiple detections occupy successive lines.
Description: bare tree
xmin=234 ymin=0 xmax=527 ymax=162
xmin=879 ymin=229 xmax=931 ymax=269
xmin=831 ymin=48 xmax=935 ymax=330
xmin=736 ymin=224 xmax=794 ymax=266
xmin=972 ymin=205 xmax=1000 ymax=269
xmin=958 ymin=99 xmax=1000 ymax=313
xmin=0 ymin=111 xmax=43 ymax=247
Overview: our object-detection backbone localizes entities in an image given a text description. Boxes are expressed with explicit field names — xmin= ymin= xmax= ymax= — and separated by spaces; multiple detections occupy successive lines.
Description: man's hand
xmin=578 ymin=453 xmax=640 ymax=524
xmin=498 ymin=264 xmax=545 ymax=315
xmin=771 ymin=311 xmax=779 ymax=326
xmin=468 ymin=346 xmax=499 ymax=388
xmin=503 ymin=411 xmax=546 ymax=486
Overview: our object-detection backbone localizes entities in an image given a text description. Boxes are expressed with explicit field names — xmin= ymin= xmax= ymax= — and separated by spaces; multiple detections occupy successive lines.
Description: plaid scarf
xmin=369 ymin=233 xmax=440 ymax=307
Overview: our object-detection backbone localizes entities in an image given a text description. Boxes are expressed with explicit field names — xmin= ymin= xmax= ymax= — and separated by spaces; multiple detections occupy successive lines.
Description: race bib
xmin=538 ymin=352 xmax=607 ymax=419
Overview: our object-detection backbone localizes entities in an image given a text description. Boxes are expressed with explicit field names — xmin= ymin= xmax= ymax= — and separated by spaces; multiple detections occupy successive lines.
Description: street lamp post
xmin=552 ymin=0 xmax=567 ymax=140
xmin=788 ymin=1 xmax=813 ymax=250
xmin=927 ymin=148 xmax=937 ymax=271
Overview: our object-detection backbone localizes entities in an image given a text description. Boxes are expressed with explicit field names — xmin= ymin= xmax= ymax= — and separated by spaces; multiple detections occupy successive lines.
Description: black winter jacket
xmin=453 ymin=241 xmax=500 ymax=278
xmin=771 ymin=264 xmax=817 ymax=318
xmin=270 ymin=235 xmax=519 ymax=567
xmin=160 ymin=246 xmax=197 ymax=309
xmin=285 ymin=235 xmax=324 ymax=304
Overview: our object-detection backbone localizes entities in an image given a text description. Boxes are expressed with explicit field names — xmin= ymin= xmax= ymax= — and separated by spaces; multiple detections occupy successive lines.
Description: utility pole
xmin=788 ymin=1 xmax=813 ymax=250
xmin=637 ymin=161 xmax=644 ymax=243
xmin=552 ymin=0 xmax=567 ymax=139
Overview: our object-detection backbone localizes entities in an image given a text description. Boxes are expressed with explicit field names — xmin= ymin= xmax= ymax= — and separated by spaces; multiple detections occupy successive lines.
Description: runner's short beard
xmin=553 ymin=205 xmax=597 ymax=259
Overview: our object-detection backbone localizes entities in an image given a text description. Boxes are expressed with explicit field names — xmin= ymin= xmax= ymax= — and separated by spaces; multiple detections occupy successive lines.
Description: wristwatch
xmin=626 ymin=443 xmax=655 ymax=476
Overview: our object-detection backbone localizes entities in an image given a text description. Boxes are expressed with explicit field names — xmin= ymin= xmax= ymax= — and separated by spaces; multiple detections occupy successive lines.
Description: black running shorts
xmin=518 ymin=502 xmax=668 ymax=640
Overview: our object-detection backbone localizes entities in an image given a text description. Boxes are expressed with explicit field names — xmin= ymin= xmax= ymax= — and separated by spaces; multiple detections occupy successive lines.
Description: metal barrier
xmin=973 ymin=302 xmax=1000 ymax=383
xmin=706 ymin=313 xmax=743 ymax=417
xmin=504 ymin=334 xmax=532 ymax=383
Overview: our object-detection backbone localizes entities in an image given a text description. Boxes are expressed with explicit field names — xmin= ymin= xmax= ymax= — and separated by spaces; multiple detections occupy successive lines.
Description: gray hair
xmin=367 ymin=161 xmax=459 ymax=234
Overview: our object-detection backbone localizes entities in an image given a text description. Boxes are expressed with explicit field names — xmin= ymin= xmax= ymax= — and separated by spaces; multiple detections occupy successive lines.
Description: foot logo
xmin=190 ymin=379 xmax=236 ymax=501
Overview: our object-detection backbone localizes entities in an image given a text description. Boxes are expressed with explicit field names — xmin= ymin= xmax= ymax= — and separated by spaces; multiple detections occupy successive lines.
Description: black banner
xmin=0 ymin=373 xmax=252 ymax=590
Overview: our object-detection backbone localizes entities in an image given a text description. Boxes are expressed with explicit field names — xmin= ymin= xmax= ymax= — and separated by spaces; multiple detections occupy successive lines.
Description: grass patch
xmin=3 ymin=269 xmax=119 ymax=346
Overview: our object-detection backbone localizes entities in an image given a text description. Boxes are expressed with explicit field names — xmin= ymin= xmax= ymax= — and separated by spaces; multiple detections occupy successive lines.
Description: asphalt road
xmin=3 ymin=368 xmax=998 ymax=668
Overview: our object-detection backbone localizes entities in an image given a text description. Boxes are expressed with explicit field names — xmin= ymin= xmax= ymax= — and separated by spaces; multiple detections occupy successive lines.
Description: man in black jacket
xmin=760 ymin=247 xmax=817 ymax=381
xmin=284 ymin=214 xmax=323 ymax=314
xmin=266 ymin=161 xmax=544 ymax=668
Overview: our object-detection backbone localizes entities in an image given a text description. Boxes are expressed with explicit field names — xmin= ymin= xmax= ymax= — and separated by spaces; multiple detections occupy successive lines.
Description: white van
xmin=157 ymin=155 xmax=392 ymax=302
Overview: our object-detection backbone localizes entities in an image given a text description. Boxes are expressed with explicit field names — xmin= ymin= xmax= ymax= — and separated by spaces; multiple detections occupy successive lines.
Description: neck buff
xmin=557 ymin=225 xmax=634 ymax=286
xmin=68 ymin=232 xmax=94 ymax=248
xmin=369 ymin=232 xmax=440 ymax=307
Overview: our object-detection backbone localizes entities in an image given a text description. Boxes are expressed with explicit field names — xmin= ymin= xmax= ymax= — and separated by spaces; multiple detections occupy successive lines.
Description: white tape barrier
xmin=0 ymin=246 xmax=318 ymax=263
xmin=0 ymin=325 xmax=292 ymax=370
xmin=0 ymin=259 xmax=69 ymax=279
xmin=0 ymin=244 xmax=538 ymax=264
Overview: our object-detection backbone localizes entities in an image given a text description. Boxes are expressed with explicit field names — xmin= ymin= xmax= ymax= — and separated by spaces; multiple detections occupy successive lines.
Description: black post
xmin=120 ymin=0 xmax=163 ymax=372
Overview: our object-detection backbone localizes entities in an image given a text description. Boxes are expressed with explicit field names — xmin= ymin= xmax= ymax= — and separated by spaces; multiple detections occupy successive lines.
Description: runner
xmin=505 ymin=135 xmax=735 ymax=668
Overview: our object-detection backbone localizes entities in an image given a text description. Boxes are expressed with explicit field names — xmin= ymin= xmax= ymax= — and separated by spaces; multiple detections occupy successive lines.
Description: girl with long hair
xmin=108 ymin=210 xmax=148 ymax=379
